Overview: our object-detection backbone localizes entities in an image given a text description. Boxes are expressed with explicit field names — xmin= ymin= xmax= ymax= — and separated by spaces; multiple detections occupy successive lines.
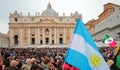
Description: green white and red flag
xmin=103 ymin=35 xmax=117 ymax=48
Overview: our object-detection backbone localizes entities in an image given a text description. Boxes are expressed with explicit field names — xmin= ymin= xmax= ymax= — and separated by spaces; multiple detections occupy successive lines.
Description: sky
xmin=0 ymin=0 xmax=120 ymax=33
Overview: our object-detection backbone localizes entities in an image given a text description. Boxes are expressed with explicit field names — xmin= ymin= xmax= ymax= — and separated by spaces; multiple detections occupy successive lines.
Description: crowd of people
xmin=99 ymin=47 xmax=120 ymax=70
xmin=0 ymin=48 xmax=67 ymax=70
xmin=0 ymin=47 xmax=120 ymax=70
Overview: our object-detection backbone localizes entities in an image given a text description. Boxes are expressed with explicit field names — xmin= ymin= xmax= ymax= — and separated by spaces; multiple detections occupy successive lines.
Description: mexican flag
xmin=103 ymin=35 xmax=117 ymax=48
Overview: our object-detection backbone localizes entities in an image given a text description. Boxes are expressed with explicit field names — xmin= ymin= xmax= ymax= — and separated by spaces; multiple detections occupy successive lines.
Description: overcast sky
xmin=0 ymin=0 xmax=120 ymax=33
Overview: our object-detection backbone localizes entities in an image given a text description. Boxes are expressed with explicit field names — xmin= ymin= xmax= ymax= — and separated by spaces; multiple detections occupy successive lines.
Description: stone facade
xmin=0 ymin=32 xmax=8 ymax=48
xmin=86 ymin=3 xmax=120 ymax=47
xmin=86 ymin=3 xmax=115 ymax=34
xmin=8 ymin=2 xmax=82 ymax=47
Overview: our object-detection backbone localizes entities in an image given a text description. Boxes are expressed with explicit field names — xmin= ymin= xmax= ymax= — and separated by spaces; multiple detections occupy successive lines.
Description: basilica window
xmin=117 ymin=15 xmax=119 ymax=17
xmin=40 ymin=19 xmax=42 ymax=21
xmin=67 ymin=19 xmax=69 ymax=21
xmin=40 ymin=40 xmax=43 ymax=44
xmin=117 ymin=33 xmax=120 ymax=41
xmin=51 ymin=19 xmax=54 ymax=21
xmin=59 ymin=38 xmax=63 ymax=44
xmin=14 ymin=35 xmax=19 ymax=45
xmin=45 ymin=38 xmax=49 ymax=44
xmin=31 ymin=38 xmax=35 ymax=44
xmin=60 ymin=34 xmax=62 ymax=36
xmin=45 ymin=28 xmax=49 ymax=35
xmin=52 ymin=40 xmax=54 ymax=44
xmin=118 ymin=33 xmax=120 ymax=38
xmin=14 ymin=18 xmax=18 ymax=22
xmin=45 ymin=28 xmax=49 ymax=32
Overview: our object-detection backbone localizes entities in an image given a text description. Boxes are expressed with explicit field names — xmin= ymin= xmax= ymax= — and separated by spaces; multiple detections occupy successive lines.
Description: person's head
xmin=7 ymin=56 xmax=13 ymax=61
xmin=4 ymin=52 xmax=10 ymax=60
xmin=44 ymin=58 xmax=50 ymax=65
xmin=0 ymin=56 xmax=3 ymax=66
xmin=50 ymin=57 xmax=55 ymax=63
xmin=31 ymin=58 xmax=36 ymax=64
xmin=30 ymin=64 xmax=40 ymax=70
xmin=49 ymin=63 xmax=57 ymax=70
xmin=26 ymin=58 xmax=31 ymax=64
xmin=10 ymin=60 xmax=18 ymax=67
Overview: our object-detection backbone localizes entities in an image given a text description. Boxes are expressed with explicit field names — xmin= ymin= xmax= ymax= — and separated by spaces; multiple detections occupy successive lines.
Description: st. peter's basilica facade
xmin=8 ymin=2 xmax=82 ymax=47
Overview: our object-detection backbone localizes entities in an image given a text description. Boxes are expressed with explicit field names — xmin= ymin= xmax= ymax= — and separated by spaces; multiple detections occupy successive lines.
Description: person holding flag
xmin=103 ymin=34 xmax=117 ymax=48
xmin=113 ymin=46 xmax=120 ymax=70
xmin=63 ymin=18 xmax=110 ymax=70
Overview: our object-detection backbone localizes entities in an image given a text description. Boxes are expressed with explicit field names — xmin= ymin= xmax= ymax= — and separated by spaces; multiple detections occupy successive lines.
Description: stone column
xmin=35 ymin=28 xmax=38 ymax=44
xmin=54 ymin=28 xmax=56 ymax=44
xmin=37 ymin=28 xmax=40 ymax=44
xmin=10 ymin=28 xmax=14 ymax=47
xmin=69 ymin=28 xmax=72 ymax=44
xmin=56 ymin=28 xmax=59 ymax=44
xmin=55 ymin=28 xmax=57 ymax=44
xmin=19 ymin=28 xmax=23 ymax=46
xmin=43 ymin=28 xmax=45 ymax=44
xmin=28 ymin=28 xmax=30 ymax=45
xmin=63 ymin=28 xmax=66 ymax=44
xmin=49 ymin=28 xmax=51 ymax=44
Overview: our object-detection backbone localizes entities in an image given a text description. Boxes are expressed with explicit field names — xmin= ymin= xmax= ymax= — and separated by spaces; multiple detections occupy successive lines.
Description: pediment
xmin=9 ymin=11 xmax=21 ymax=18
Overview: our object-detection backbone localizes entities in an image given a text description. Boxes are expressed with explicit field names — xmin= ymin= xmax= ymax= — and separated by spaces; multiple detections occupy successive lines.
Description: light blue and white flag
xmin=65 ymin=18 xmax=110 ymax=70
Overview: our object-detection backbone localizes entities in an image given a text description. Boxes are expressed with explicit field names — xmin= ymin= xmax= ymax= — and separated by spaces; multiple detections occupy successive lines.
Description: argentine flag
xmin=65 ymin=18 xmax=110 ymax=70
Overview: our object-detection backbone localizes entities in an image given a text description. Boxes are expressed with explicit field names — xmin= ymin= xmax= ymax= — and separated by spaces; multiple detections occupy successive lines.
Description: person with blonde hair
xmin=21 ymin=58 xmax=32 ymax=70
xmin=5 ymin=60 xmax=18 ymax=70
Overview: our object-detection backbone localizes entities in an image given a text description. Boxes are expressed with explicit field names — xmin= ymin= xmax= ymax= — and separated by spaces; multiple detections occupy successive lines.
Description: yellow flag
xmin=114 ymin=46 xmax=120 ymax=56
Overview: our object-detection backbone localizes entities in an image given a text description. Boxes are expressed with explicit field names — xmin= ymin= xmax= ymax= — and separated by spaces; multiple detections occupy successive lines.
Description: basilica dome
xmin=41 ymin=2 xmax=58 ymax=17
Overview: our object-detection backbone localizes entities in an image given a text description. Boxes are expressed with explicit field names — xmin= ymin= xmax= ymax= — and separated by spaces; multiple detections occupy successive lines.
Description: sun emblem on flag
xmin=89 ymin=54 xmax=102 ymax=67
